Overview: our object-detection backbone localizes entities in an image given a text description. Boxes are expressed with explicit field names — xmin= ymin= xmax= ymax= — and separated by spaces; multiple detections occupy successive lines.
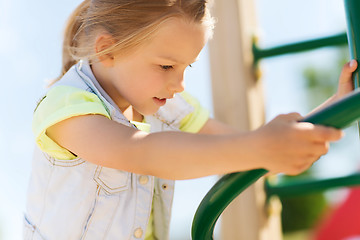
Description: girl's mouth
xmin=153 ymin=97 xmax=167 ymax=106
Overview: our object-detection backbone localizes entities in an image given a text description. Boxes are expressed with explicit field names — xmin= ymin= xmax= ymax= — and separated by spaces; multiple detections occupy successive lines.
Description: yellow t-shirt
xmin=33 ymin=86 xmax=111 ymax=160
xmin=32 ymin=85 xmax=210 ymax=239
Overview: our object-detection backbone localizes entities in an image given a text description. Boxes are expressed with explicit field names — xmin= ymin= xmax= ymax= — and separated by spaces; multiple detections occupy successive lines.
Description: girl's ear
xmin=94 ymin=34 xmax=116 ymax=67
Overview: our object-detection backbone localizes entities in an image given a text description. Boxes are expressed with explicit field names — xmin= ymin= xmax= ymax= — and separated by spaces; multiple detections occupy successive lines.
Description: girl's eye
xmin=161 ymin=65 xmax=173 ymax=70
xmin=188 ymin=64 xmax=193 ymax=68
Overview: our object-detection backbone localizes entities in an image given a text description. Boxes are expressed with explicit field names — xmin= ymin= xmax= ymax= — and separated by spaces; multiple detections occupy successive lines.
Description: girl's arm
xmin=200 ymin=61 xmax=358 ymax=137
xmin=47 ymin=112 xmax=342 ymax=180
xmin=198 ymin=118 xmax=239 ymax=135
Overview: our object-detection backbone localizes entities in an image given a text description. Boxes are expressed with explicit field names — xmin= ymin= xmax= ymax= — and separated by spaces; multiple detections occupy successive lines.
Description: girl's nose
xmin=168 ymin=75 xmax=185 ymax=93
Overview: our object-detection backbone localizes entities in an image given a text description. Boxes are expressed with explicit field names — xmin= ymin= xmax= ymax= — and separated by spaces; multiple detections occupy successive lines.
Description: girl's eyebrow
xmin=158 ymin=55 xmax=199 ymax=65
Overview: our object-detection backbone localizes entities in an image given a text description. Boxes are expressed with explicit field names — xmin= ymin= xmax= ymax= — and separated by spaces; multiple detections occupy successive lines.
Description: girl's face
xmin=104 ymin=17 xmax=208 ymax=119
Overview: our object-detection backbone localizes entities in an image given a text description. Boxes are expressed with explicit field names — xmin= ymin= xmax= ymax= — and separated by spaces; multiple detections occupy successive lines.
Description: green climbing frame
xmin=191 ymin=0 xmax=360 ymax=239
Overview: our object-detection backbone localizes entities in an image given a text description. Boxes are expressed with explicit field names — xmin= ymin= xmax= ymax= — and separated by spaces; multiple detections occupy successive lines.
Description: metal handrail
xmin=192 ymin=90 xmax=360 ymax=240
xmin=266 ymin=173 xmax=360 ymax=199
xmin=191 ymin=169 xmax=268 ymax=240
xmin=253 ymin=33 xmax=347 ymax=63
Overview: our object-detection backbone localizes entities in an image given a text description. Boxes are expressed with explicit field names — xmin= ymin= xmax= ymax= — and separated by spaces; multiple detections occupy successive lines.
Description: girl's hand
xmin=336 ymin=59 xmax=358 ymax=100
xmin=309 ymin=60 xmax=358 ymax=114
xmin=251 ymin=112 xmax=343 ymax=175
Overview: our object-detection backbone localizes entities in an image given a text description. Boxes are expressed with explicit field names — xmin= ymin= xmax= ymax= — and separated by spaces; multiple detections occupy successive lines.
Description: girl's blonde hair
xmin=58 ymin=0 xmax=214 ymax=81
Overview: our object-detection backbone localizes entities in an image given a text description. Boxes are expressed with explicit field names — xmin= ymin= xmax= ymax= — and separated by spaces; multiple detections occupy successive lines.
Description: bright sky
xmin=0 ymin=0 xmax=358 ymax=239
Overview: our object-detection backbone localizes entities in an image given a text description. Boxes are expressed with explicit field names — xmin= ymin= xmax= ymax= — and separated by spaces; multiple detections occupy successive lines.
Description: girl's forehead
xmin=142 ymin=18 xmax=208 ymax=63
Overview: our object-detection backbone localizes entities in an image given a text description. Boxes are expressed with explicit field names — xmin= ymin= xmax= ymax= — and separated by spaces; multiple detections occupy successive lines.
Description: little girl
xmin=24 ymin=0 xmax=357 ymax=239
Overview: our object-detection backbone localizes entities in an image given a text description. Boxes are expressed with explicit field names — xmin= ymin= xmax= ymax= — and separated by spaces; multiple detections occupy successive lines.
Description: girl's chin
xmin=135 ymin=106 xmax=161 ymax=117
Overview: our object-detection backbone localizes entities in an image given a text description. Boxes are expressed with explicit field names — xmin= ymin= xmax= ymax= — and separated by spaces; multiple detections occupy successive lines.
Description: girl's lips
xmin=153 ymin=97 xmax=167 ymax=106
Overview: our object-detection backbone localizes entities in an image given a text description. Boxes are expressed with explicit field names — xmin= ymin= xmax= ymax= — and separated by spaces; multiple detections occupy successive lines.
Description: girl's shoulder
xmin=32 ymin=84 xmax=111 ymax=160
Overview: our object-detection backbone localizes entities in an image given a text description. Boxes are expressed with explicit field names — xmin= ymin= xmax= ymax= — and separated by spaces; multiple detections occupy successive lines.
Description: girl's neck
xmin=123 ymin=106 xmax=144 ymax=122
xmin=90 ymin=62 xmax=143 ymax=122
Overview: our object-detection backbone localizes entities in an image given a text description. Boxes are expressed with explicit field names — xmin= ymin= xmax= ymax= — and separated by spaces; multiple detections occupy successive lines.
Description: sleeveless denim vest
xmin=24 ymin=61 xmax=195 ymax=240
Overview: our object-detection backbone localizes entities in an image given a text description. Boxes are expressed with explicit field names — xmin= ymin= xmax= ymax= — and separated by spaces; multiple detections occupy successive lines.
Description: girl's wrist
xmin=330 ymin=93 xmax=339 ymax=103
xmin=239 ymin=130 xmax=268 ymax=171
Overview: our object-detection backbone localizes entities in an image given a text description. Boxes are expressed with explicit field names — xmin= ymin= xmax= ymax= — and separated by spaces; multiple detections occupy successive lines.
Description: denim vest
xmin=24 ymin=61 xmax=195 ymax=240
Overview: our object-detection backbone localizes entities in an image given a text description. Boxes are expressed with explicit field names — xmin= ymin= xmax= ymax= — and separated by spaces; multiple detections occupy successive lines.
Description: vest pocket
xmin=44 ymin=152 xmax=86 ymax=167
xmin=93 ymin=166 xmax=130 ymax=194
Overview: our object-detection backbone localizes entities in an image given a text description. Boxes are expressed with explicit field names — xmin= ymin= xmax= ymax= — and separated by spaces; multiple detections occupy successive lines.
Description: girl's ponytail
xmin=57 ymin=0 xmax=90 ymax=82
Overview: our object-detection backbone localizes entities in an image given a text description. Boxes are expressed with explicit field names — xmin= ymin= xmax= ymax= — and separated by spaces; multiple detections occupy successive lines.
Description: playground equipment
xmin=191 ymin=0 xmax=360 ymax=239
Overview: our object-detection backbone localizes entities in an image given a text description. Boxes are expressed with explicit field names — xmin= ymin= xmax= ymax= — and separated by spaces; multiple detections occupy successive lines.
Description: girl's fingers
xmin=350 ymin=59 xmax=358 ymax=69
xmin=311 ymin=142 xmax=330 ymax=156
xmin=277 ymin=112 xmax=303 ymax=122
xmin=293 ymin=122 xmax=343 ymax=142
xmin=339 ymin=60 xmax=358 ymax=83
xmin=310 ymin=125 xmax=343 ymax=142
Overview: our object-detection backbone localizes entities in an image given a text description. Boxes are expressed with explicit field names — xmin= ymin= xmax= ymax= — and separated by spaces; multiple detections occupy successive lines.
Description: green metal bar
xmin=191 ymin=169 xmax=268 ymax=240
xmin=191 ymin=90 xmax=360 ymax=240
xmin=266 ymin=173 xmax=360 ymax=198
xmin=344 ymin=0 xmax=360 ymax=89
xmin=344 ymin=0 xmax=360 ymax=132
xmin=253 ymin=33 xmax=348 ymax=63
xmin=299 ymin=90 xmax=360 ymax=129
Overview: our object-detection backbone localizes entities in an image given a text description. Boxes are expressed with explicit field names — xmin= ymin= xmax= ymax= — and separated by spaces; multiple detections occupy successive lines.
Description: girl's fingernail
xmin=350 ymin=59 xmax=356 ymax=68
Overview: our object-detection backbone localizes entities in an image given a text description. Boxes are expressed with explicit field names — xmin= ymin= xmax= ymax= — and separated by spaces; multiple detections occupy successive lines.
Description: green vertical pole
xmin=344 ymin=0 xmax=360 ymax=133
xmin=344 ymin=0 xmax=360 ymax=88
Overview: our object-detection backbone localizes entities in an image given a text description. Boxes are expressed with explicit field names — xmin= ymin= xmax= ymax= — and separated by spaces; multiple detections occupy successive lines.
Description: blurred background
xmin=0 ymin=0 xmax=359 ymax=239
